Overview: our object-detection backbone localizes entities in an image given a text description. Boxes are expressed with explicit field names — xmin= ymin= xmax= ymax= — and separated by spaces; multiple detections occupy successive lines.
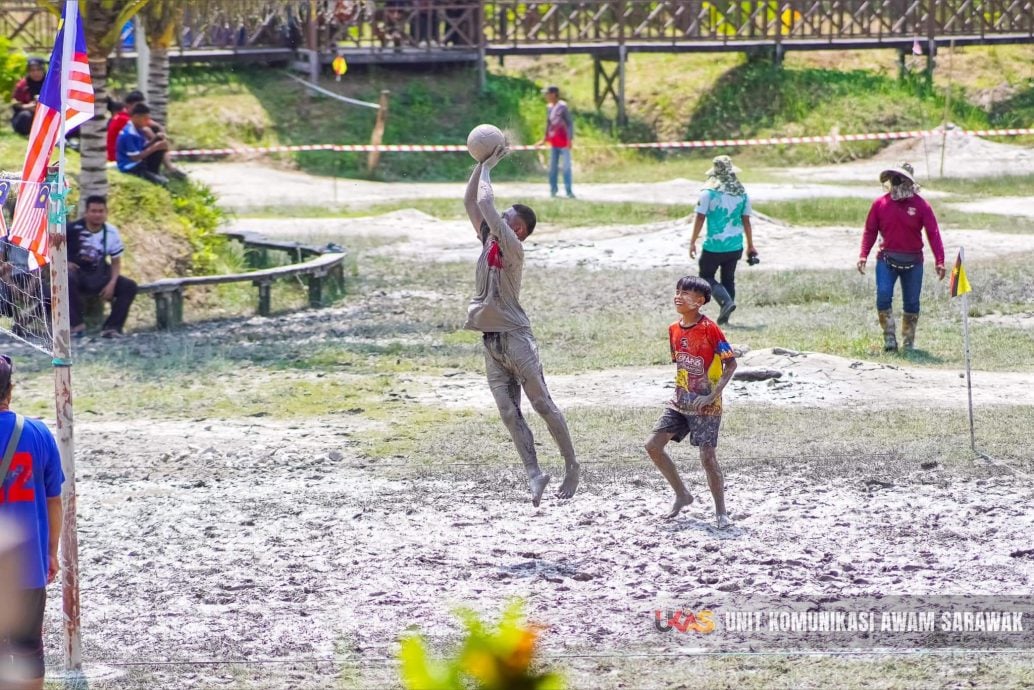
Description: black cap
xmin=27 ymin=57 xmax=46 ymax=67
xmin=543 ymin=85 xmax=560 ymax=95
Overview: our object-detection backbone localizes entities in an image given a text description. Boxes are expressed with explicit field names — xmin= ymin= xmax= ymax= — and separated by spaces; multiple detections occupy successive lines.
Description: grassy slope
xmin=162 ymin=46 xmax=1032 ymax=182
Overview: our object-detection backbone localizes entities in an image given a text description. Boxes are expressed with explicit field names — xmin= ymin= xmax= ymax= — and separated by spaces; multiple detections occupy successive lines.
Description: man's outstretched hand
xmin=482 ymin=144 xmax=510 ymax=170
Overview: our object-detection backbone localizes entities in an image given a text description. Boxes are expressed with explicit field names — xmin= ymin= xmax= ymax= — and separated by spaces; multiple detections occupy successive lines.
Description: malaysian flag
xmin=7 ymin=3 xmax=94 ymax=269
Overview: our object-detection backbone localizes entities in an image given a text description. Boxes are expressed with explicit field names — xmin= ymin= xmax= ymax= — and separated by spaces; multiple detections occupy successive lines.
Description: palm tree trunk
xmin=78 ymin=56 xmax=110 ymax=207
xmin=147 ymin=45 xmax=170 ymax=125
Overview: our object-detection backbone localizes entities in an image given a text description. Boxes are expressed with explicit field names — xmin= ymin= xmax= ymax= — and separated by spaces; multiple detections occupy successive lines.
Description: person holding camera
xmin=688 ymin=155 xmax=757 ymax=326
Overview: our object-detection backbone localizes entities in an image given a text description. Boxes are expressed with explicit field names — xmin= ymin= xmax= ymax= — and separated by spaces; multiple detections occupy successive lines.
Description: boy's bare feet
xmin=530 ymin=473 xmax=551 ymax=507
xmin=664 ymin=492 xmax=694 ymax=519
xmin=556 ymin=463 xmax=580 ymax=499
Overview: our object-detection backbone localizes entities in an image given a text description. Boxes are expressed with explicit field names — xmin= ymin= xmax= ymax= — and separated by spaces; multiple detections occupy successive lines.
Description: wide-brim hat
xmin=879 ymin=162 xmax=916 ymax=185
xmin=705 ymin=155 xmax=741 ymax=177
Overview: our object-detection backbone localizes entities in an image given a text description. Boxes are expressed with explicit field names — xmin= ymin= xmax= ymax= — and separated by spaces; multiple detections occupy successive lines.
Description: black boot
xmin=712 ymin=284 xmax=736 ymax=325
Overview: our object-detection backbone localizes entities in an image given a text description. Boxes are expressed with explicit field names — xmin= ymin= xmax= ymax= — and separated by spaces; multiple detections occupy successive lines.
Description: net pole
xmin=53 ymin=1 xmax=84 ymax=681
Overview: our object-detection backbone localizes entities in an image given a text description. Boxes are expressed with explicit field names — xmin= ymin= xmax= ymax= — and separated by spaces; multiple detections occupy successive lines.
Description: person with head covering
xmin=857 ymin=162 xmax=945 ymax=351
xmin=10 ymin=58 xmax=46 ymax=136
xmin=688 ymin=155 xmax=757 ymax=326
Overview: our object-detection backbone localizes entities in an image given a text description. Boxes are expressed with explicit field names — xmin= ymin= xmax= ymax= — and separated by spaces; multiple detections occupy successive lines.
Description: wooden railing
xmin=6 ymin=1 xmax=1033 ymax=54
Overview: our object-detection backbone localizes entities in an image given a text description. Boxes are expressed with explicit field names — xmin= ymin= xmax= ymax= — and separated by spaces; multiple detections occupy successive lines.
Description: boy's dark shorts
xmin=652 ymin=408 xmax=721 ymax=448
xmin=0 ymin=587 xmax=46 ymax=679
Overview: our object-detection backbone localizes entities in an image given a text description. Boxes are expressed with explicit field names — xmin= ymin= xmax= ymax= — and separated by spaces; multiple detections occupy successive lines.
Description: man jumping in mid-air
xmin=463 ymin=145 xmax=579 ymax=506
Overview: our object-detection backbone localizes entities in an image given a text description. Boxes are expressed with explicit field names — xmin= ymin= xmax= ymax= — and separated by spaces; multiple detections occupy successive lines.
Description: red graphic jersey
xmin=668 ymin=317 xmax=735 ymax=416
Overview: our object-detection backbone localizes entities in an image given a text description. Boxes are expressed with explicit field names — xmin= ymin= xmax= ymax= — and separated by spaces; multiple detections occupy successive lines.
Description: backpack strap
xmin=0 ymin=413 xmax=25 ymax=487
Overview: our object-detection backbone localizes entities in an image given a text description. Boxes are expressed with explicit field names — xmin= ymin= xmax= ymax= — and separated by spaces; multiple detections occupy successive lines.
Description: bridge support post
xmin=478 ymin=45 xmax=487 ymax=93
xmin=593 ymin=51 xmax=627 ymax=127
xmin=617 ymin=44 xmax=627 ymax=127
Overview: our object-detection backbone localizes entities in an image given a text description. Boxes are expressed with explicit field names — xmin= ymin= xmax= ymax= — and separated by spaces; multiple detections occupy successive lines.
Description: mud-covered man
xmin=463 ymin=145 xmax=579 ymax=506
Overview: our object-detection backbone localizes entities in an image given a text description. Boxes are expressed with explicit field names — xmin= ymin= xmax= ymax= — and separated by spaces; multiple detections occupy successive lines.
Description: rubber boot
xmin=878 ymin=309 xmax=897 ymax=351
xmin=902 ymin=312 xmax=919 ymax=350
xmin=712 ymin=284 xmax=736 ymax=325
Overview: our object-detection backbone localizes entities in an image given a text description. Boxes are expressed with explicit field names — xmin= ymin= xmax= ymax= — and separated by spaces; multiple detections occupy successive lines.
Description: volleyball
xmin=466 ymin=124 xmax=506 ymax=162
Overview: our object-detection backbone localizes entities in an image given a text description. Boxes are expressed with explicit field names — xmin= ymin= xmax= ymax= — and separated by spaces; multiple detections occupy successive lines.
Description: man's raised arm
xmin=464 ymin=161 xmax=485 ymax=236
xmin=476 ymin=146 xmax=522 ymax=256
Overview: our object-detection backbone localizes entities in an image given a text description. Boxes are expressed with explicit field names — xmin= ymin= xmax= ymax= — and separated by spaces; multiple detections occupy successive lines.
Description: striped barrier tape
xmin=168 ymin=127 xmax=1034 ymax=157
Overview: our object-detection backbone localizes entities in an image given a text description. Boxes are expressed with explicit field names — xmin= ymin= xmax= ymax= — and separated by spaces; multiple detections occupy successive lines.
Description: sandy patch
xmin=408 ymin=348 xmax=1034 ymax=411
xmin=972 ymin=311 xmax=1034 ymax=330
xmin=187 ymin=162 xmax=887 ymax=211
xmin=783 ymin=129 xmax=1034 ymax=182
xmin=948 ymin=196 xmax=1034 ymax=218
xmin=231 ymin=211 xmax=1034 ymax=272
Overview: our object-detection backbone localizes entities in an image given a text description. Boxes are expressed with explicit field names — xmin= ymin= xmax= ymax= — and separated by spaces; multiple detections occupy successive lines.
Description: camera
xmin=746 ymin=251 xmax=760 ymax=266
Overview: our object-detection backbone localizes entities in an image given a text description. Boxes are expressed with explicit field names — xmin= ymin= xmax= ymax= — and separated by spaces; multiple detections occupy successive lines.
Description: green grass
xmin=755 ymin=197 xmax=1034 ymax=234
xmin=162 ymin=45 xmax=1034 ymax=183
xmin=15 ymin=248 xmax=1028 ymax=429
xmin=926 ymin=173 xmax=1034 ymax=197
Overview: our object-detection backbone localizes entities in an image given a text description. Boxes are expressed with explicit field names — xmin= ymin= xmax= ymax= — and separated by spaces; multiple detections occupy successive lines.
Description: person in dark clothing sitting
xmin=66 ymin=196 xmax=138 ymax=339
xmin=10 ymin=58 xmax=46 ymax=136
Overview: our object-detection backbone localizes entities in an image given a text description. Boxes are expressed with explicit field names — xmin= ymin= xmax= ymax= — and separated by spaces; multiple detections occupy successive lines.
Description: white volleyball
xmin=466 ymin=124 xmax=506 ymax=162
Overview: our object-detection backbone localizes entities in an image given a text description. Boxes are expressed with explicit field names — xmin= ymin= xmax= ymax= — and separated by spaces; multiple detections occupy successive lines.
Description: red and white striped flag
xmin=7 ymin=3 xmax=94 ymax=269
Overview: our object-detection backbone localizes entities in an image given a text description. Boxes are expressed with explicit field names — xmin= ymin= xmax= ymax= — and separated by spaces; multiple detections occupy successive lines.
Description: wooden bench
xmin=221 ymin=230 xmax=329 ymax=267
xmin=138 ymin=251 xmax=347 ymax=330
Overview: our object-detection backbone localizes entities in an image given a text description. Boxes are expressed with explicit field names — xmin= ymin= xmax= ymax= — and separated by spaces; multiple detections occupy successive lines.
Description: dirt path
xmin=781 ymin=128 xmax=1034 ymax=182
xmin=187 ymin=132 xmax=1034 ymax=213
xmin=230 ymin=210 xmax=1034 ymax=272
xmin=184 ymin=162 xmax=886 ymax=210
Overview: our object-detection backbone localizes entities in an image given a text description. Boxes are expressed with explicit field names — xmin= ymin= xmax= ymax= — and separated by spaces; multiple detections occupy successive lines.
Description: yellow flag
xmin=950 ymin=250 xmax=971 ymax=298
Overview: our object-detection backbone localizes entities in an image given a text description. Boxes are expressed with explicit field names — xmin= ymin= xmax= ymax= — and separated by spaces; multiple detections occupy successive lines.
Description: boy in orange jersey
xmin=644 ymin=276 xmax=737 ymax=528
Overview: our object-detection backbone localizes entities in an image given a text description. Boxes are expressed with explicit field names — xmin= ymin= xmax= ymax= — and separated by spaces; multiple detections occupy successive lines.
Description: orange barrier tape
xmin=168 ymin=127 xmax=1034 ymax=157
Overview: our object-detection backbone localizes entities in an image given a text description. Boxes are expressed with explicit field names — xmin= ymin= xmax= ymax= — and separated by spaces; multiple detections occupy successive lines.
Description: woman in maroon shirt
xmin=857 ymin=163 xmax=945 ymax=351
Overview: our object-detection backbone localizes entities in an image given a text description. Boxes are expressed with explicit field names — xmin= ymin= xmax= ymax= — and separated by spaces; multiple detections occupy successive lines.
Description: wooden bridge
xmin=4 ymin=1 xmax=1032 ymax=117
xmin=5 ymin=1 xmax=1033 ymax=59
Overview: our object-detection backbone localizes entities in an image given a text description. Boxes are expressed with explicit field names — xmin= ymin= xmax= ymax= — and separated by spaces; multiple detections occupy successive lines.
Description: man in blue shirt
xmin=116 ymin=102 xmax=169 ymax=186
xmin=0 ymin=355 xmax=64 ymax=690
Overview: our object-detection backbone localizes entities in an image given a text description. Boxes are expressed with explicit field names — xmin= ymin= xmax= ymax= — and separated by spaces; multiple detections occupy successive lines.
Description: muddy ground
xmin=64 ymin=412 xmax=1034 ymax=688
xmin=24 ymin=136 xmax=1034 ymax=687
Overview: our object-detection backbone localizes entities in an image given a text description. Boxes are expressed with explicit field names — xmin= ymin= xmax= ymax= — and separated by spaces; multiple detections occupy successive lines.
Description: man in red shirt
xmin=535 ymin=85 xmax=574 ymax=199
xmin=645 ymin=276 xmax=737 ymax=528
xmin=857 ymin=163 xmax=945 ymax=351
